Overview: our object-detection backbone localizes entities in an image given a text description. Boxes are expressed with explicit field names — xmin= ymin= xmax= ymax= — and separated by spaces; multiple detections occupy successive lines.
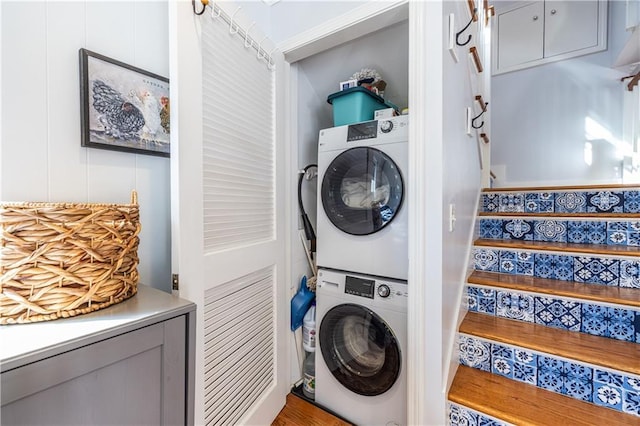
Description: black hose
xmin=298 ymin=164 xmax=317 ymax=255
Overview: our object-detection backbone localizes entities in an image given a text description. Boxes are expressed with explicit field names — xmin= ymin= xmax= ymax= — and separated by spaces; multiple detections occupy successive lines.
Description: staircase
xmin=448 ymin=185 xmax=640 ymax=425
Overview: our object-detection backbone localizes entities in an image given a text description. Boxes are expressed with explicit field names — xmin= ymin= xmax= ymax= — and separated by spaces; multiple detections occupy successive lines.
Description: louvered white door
xmin=169 ymin=1 xmax=288 ymax=425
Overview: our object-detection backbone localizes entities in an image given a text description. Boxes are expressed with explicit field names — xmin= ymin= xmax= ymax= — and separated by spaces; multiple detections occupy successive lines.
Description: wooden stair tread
xmin=482 ymin=183 xmax=640 ymax=192
xmin=460 ymin=312 xmax=640 ymax=376
xmin=474 ymin=238 xmax=640 ymax=257
xmin=449 ymin=365 xmax=640 ymax=426
xmin=468 ymin=270 xmax=640 ymax=308
xmin=478 ymin=211 xmax=640 ymax=218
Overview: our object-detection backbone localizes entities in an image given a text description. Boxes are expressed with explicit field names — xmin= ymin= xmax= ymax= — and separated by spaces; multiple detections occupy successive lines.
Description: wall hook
xmin=244 ymin=22 xmax=256 ymax=48
xmin=267 ymin=47 xmax=277 ymax=70
xmin=471 ymin=101 xmax=488 ymax=129
xmin=210 ymin=2 xmax=221 ymax=19
xmin=192 ymin=0 xmax=208 ymax=15
xmin=256 ymin=36 xmax=267 ymax=60
xmin=229 ymin=6 xmax=242 ymax=35
xmin=456 ymin=8 xmax=476 ymax=46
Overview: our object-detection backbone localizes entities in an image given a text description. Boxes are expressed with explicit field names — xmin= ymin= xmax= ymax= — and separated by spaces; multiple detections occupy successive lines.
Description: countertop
xmin=0 ymin=285 xmax=196 ymax=372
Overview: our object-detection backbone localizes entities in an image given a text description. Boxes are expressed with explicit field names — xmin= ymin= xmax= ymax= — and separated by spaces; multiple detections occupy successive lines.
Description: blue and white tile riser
xmin=481 ymin=190 xmax=640 ymax=214
xmin=448 ymin=402 xmax=512 ymax=426
xmin=458 ymin=334 xmax=640 ymax=417
xmin=473 ymin=248 xmax=640 ymax=288
xmin=467 ymin=285 xmax=640 ymax=343
xmin=479 ymin=218 xmax=640 ymax=246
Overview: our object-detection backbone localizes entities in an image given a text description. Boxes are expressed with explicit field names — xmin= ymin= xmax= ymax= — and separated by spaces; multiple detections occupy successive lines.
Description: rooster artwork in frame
xmin=79 ymin=48 xmax=170 ymax=157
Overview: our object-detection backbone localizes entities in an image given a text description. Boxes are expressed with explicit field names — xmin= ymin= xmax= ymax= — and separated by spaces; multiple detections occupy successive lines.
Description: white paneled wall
xmin=1 ymin=1 xmax=171 ymax=292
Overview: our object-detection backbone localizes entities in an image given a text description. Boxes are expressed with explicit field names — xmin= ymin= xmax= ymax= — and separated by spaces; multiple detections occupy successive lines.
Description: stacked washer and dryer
xmin=314 ymin=116 xmax=409 ymax=426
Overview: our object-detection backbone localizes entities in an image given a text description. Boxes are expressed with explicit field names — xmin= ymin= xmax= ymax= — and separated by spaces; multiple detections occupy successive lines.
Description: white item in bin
xmin=374 ymin=108 xmax=395 ymax=119
xmin=339 ymin=79 xmax=357 ymax=91
xmin=302 ymin=303 xmax=316 ymax=352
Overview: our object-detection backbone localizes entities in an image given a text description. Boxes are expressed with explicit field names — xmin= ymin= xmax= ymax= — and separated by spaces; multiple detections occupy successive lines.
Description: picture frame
xmin=79 ymin=48 xmax=170 ymax=158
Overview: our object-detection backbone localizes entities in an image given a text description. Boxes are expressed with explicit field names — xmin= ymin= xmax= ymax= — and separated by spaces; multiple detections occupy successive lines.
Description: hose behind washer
xmin=298 ymin=164 xmax=317 ymax=255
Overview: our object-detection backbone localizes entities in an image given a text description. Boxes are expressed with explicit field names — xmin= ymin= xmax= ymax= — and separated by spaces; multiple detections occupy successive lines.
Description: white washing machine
xmin=315 ymin=268 xmax=407 ymax=426
xmin=316 ymin=116 xmax=408 ymax=281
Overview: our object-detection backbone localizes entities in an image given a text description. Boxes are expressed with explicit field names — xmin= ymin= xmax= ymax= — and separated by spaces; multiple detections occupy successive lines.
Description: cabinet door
xmin=544 ymin=1 xmax=599 ymax=58
xmin=1 ymin=316 xmax=187 ymax=426
xmin=497 ymin=2 xmax=544 ymax=69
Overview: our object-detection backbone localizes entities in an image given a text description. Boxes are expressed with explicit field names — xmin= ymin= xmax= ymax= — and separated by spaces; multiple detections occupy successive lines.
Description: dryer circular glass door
xmin=321 ymin=147 xmax=403 ymax=235
xmin=319 ymin=303 xmax=401 ymax=396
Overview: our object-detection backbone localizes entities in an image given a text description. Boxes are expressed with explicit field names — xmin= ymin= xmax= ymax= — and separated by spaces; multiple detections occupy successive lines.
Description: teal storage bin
xmin=327 ymin=87 xmax=392 ymax=126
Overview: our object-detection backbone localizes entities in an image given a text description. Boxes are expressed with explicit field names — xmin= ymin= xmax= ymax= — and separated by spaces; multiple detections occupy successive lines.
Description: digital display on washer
xmin=347 ymin=121 xmax=378 ymax=142
xmin=345 ymin=276 xmax=375 ymax=298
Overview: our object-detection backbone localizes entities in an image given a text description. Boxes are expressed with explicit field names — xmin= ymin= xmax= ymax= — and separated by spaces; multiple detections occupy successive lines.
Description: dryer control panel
xmin=318 ymin=115 xmax=409 ymax=152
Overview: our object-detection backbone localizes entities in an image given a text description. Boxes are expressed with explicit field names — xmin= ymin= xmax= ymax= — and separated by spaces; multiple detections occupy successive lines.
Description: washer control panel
xmin=318 ymin=269 xmax=408 ymax=307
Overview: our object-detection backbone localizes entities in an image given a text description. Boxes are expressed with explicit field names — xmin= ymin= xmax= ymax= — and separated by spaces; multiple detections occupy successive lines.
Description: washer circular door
xmin=321 ymin=147 xmax=403 ymax=235
xmin=319 ymin=303 xmax=401 ymax=396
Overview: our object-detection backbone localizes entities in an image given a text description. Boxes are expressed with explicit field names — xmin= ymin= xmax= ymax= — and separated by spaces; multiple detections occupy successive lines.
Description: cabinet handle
xmin=533 ymin=15 xmax=538 ymax=21
xmin=550 ymin=9 xmax=557 ymax=15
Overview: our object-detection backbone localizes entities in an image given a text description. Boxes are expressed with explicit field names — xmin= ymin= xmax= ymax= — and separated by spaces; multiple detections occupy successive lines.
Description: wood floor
xmin=272 ymin=393 xmax=352 ymax=426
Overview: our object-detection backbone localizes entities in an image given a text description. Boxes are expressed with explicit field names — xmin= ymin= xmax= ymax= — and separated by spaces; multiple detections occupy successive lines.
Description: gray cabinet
xmin=493 ymin=0 xmax=607 ymax=75
xmin=0 ymin=285 xmax=195 ymax=426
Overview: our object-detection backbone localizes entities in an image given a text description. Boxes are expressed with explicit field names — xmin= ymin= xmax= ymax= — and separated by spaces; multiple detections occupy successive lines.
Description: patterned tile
xmin=499 ymin=194 xmax=525 ymax=212
xmin=448 ymin=403 xmax=510 ymax=426
xmin=594 ymin=371 xmax=625 ymax=412
xmin=459 ymin=335 xmax=491 ymax=372
xmin=482 ymin=193 xmax=499 ymax=213
xmin=490 ymin=343 xmax=514 ymax=382
xmin=448 ymin=403 xmax=478 ymax=426
xmin=624 ymin=190 xmax=640 ymax=213
xmin=537 ymin=356 xmax=592 ymax=402
xmin=581 ymin=304 xmax=636 ymax=342
xmin=496 ymin=291 xmax=534 ymax=322
xmin=624 ymin=378 xmax=640 ymax=415
xmin=587 ymin=191 xmax=624 ymax=213
xmin=534 ymin=297 xmax=581 ymax=331
xmin=474 ymin=249 xmax=499 ymax=272
xmin=502 ymin=219 xmax=534 ymax=240
xmin=534 ymin=220 xmax=567 ymax=242
xmin=480 ymin=219 xmax=502 ymax=239
xmin=534 ymin=254 xmax=573 ymax=281
xmin=620 ymin=260 xmax=640 ymax=288
xmin=573 ymin=257 xmax=619 ymax=286
xmin=607 ymin=221 xmax=630 ymax=246
xmin=467 ymin=286 xmax=496 ymax=315
xmin=566 ymin=221 xmax=607 ymax=244
xmin=555 ymin=192 xmax=587 ymax=213
xmin=525 ymin=192 xmax=555 ymax=213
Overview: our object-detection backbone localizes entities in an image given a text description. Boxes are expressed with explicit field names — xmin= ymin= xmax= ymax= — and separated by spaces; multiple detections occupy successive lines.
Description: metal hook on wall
xmin=471 ymin=101 xmax=488 ymax=129
xmin=267 ymin=47 xmax=277 ymax=70
xmin=192 ymin=0 xmax=208 ymax=16
xmin=244 ymin=22 xmax=256 ymax=48
xmin=229 ymin=6 xmax=242 ymax=35
xmin=456 ymin=8 xmax=477 ymax=46
xmin=210 ymin=2 xmax=221 ymax=19
xmin=256 ymin=36 xmax=267 ymax=60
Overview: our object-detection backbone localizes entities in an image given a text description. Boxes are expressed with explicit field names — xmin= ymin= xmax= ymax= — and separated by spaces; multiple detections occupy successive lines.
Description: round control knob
xmin=377 ymin=284 xmax=391 ymax=298
xmin=380 ymin=120 xmax=394 ymax=133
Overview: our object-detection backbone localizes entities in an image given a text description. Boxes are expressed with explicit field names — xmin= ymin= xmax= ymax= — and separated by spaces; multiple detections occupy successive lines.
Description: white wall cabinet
xmin=0 ymin=285 xmax=195 ymax=426
xmin=493 ymin=0 xmax=607 ymax=75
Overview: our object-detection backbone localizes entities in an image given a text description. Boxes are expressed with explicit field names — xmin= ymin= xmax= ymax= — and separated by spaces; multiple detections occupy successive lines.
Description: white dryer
xmin=315 ymin=268 xmax=407 ymax=426
xmin=316 ymin=116 xmax=408 ymax=280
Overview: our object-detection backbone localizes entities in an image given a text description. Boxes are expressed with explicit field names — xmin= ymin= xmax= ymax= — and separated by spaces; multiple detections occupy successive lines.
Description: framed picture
xmin=79 ymin=48 xmax=170 ymax=157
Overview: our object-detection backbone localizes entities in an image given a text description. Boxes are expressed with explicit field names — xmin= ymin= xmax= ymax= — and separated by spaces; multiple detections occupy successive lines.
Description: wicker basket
xmin=0 ymin=191 xmax=141 ymax=324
